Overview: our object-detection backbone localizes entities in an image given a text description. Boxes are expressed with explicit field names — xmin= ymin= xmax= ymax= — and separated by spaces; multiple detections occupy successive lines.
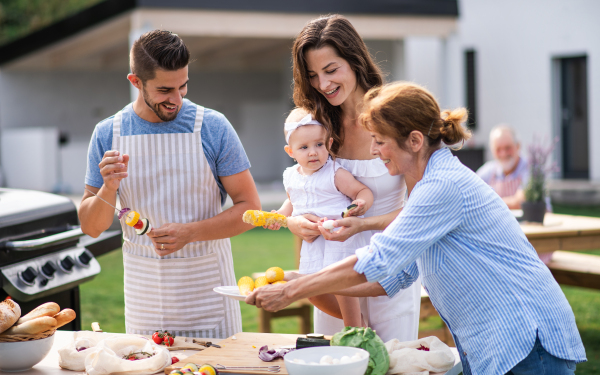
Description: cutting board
xmin=165 ymin=332 xmax=301 ymax=374
xmin=141 ymin=335 xmax=207 ymax=351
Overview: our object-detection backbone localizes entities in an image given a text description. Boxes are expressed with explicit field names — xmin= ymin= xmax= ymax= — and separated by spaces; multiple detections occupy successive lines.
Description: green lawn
xmin=80 ymin=207 xmax=600 ymax=373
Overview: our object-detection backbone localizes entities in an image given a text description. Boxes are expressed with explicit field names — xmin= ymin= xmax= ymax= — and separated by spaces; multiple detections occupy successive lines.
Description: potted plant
xmin=522 ymin=137 xmax=557 ymax=223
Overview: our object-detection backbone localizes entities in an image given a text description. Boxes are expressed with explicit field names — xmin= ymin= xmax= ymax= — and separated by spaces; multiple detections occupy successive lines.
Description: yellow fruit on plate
xmin=238 ymin=276 xmax=255 ymax=296
xmin=239 ymin=284 xmax=253 ymax=296
xmin=272 ymin=280 xmax=287 ymax=285
xmin=237 ymin=276 xmax=254 ymax=287
xmin=254 ymin=276 xmax=269 ymax=289
xmin=265 ymin=267 xmax=284 ymax=283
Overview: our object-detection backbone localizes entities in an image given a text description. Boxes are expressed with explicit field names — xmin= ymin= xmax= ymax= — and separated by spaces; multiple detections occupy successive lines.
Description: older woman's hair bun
xmin=439 ymin=108 xmax=469 ymax=146
xmin=360 ymin=82 xmax=471 ymax=149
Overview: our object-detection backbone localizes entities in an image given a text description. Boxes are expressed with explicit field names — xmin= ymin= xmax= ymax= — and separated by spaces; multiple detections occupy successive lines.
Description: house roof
xmin=0 ymin=0 xmax=458 ymax=66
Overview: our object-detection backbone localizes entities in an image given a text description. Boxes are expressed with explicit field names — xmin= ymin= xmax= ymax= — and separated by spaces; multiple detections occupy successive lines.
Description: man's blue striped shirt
xmin=354 ymin=148 xmax=585 ymax=374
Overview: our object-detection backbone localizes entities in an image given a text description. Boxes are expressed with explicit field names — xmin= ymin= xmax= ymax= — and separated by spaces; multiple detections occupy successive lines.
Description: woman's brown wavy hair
xmin=292 ymin=15 xmax=383 ymax=155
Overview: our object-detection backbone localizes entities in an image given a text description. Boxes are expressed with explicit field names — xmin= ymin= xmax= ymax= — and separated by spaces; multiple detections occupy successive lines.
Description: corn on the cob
xmin=242 ymin=210 xmax=288 ymax=228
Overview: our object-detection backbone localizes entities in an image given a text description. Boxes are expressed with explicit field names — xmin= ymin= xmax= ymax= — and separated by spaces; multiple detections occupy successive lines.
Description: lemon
xmin=238 ymin=276 xmax=255 ymax=296
xmin=272 ymin=280 xmax=287 ymax=285
xmin=239 ymin=284 xmax=254 ymax=296
xmin=265 ymin=267 xmax=284 ymax=283
xmin=237 ymin=276 xmax=254 ymax=287
xmin=254 ymin=276 xmax=269 ymax=289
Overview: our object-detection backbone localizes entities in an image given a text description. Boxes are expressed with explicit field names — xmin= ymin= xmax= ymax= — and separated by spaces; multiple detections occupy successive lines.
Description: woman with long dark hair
xmin=283 ymin=15 xmax=421 ymax=342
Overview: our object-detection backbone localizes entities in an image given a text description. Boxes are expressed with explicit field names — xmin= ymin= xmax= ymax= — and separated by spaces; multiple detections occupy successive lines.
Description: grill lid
xmin=0 ymin=188 xmax=76 ymax=228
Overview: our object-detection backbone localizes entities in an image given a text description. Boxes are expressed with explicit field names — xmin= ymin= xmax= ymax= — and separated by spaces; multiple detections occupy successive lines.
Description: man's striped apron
xmin=112 ymin=105 xmax=242 ymax=338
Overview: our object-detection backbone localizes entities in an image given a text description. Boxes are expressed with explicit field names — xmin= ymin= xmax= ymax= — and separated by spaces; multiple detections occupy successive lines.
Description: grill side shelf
xmin=80 ymin=230 xmax=122 ymax=257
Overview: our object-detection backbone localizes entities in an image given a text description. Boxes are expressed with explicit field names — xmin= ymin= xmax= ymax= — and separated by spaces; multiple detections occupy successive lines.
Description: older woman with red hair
xmin=248 ymin=82 xmax=586 ymax=375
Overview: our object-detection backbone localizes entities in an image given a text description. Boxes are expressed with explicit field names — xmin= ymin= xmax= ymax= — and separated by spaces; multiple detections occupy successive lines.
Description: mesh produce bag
xmin=385 ymin=336 xmax=455 ymax=375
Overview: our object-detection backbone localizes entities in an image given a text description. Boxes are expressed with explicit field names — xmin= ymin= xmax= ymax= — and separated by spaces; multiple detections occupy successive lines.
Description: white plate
xmin=213 ymin=286 xmax=246 ymax=301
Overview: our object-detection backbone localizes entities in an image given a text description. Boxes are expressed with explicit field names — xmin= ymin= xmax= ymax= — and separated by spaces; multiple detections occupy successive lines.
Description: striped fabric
xmin=354 ymin=148 xmax=586 ymax=374
xmin=113 ymin=105 xmax=242 ymax=338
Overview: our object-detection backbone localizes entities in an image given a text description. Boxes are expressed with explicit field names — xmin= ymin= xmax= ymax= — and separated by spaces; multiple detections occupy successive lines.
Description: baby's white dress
xmin=283 ymin=158 xmax=369 ymax=275
xmin=312 ymin=158 xmax=422 ymax=343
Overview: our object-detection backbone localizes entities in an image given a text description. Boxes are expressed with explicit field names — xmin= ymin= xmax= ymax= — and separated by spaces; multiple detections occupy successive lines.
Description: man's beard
xmin=142 ymin=86 xmax=179 ymax=122
xmin=499 ymin=156 xmax=518 ymax=173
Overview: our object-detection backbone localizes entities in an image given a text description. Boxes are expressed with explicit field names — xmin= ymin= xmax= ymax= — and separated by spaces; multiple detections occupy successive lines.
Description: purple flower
xmin=524 ymin=135 xmax=559 ymax=202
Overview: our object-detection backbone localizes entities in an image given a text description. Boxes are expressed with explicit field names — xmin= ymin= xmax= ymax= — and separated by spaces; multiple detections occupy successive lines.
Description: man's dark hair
xmin=130 ymin=30 xmax=190 ymax=82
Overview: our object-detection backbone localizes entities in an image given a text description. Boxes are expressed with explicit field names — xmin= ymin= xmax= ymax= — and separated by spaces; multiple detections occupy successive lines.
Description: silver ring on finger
xmin=161 ymin=243 xmax=164 ymax=250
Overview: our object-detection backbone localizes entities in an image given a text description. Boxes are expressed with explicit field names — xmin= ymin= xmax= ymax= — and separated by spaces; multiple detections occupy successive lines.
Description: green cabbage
xmin=331 ymin=327 xmax=390 ymax=375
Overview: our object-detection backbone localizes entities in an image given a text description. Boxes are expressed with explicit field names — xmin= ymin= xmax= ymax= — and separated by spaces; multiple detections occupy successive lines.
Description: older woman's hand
xmin=245 ymin=283 xmax=293 ymax=312
xmin=284 ymin=271 xmax=303 ymax=282
xmin=319 ymin=216 xmax=363 ymax=242
xmin=287 ymin=214 xmax=321 ymax=243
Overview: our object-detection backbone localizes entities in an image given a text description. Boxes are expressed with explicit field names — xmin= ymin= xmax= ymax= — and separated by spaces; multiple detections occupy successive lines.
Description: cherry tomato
xmin=171 ymin=356 xmax=179 ymax=365
xmin=163 ymin=336 xmax=174 ymax=347
xmin=152 ymin=331 xmax=163 ymax=344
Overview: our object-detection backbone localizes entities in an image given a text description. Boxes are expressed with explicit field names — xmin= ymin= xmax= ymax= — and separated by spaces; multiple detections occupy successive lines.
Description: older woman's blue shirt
xmin=354 ymin=148 xmax=585 ymax=374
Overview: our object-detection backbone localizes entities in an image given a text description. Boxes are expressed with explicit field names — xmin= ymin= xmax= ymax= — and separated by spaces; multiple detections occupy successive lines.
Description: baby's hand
xmin=263 ymin=210 xmax=282 ymax=230
xmin=346 ymin=199 xmax=367 ymax=217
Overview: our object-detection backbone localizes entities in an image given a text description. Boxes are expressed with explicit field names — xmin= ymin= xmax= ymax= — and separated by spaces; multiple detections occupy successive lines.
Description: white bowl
xmin=0 ymin=334 xmax=55 ymax=372
xmin=284 ymin=346 xmax=370 ymax=375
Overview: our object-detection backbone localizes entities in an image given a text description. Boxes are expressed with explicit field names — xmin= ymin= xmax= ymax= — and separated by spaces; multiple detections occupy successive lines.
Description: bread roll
xmin=0 ymin=299 xmax=21 ymax=334
xmin=53 ymin=309 xmax=76 ymax=329
xmin=17 ymin=302 xmax=60 ymax=324
xmin=1 ymin=316 xmax=57 ymax=335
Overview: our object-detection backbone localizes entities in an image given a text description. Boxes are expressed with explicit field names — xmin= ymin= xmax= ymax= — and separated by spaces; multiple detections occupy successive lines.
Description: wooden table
xmin=520 ymin=213 xmax=600 ymax=289
xmin=521 ymin=213 xmax=600 ymax=254
xmin=19 ymin=331 xmax=462 ymax=375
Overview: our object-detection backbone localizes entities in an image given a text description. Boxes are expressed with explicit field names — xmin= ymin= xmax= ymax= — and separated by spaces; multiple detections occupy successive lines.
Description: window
xmin=465 ymin=49 xmax=477 ymax=129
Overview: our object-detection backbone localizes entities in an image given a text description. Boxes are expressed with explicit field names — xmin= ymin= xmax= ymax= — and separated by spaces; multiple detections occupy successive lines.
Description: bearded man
xmin=476 ymin=125 xmax=528 ymax=209
xmin=79 ymin=30 xmax=260 ymax=338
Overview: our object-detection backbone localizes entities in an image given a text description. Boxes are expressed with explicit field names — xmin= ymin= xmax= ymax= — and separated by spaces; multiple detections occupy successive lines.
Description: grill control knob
xmin=41 ymin=262 xmax=57 ymax=278
xmin=20 ymin=267 xmax=38 ymax=285
xmin=60 ymin=256 xmax=75 ymax=272
xmin=78 ymin=251 xmax=93 ymax=266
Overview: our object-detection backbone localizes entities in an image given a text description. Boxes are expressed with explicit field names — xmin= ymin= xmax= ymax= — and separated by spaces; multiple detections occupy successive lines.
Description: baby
xmin=269 ymin=107 xmax=373 ymax=328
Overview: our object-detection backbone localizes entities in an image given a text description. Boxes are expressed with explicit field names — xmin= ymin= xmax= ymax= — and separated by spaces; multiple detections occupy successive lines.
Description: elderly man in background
xmin=476 ymin=125 xmax=527 ymax=209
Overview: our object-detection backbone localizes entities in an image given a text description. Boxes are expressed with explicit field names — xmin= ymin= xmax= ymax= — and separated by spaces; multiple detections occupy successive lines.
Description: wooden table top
xmin=519 ymin=213 xmax=600 ymax=253
xmin=521 ymin=213 xmax=600 ymax=239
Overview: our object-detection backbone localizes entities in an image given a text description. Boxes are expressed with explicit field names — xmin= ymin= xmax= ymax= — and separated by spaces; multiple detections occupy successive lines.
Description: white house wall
xmin=444 ymin=0 xmax=599 ymax=180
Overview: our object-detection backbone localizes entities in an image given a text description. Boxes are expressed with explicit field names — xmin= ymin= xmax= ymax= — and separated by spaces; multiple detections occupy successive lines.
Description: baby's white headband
xmin=284 ymin=114 xmax=323 ymax=143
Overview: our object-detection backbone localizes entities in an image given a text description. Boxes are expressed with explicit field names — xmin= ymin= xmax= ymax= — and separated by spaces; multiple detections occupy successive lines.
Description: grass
xmin=80 ymin=208 xmax=600 ymax=373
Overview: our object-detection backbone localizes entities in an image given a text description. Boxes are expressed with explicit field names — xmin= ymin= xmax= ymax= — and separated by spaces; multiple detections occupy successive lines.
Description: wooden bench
xmin=547 ymin=251 xmax=600 ymax=290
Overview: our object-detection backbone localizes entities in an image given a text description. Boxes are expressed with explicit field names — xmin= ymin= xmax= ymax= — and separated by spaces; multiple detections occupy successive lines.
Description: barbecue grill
xmin=0 ymin=188 xmax=121 ymax=330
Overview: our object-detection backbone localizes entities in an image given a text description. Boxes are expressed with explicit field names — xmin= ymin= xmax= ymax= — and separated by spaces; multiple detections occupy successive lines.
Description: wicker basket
xmin=0 ymin=329 xmax=56 ymax=343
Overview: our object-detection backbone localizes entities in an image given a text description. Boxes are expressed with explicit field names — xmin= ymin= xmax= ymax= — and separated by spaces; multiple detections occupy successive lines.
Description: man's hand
xmin=98 ymin=150 xmax=129 ymax=192
xmin=245 ymin=282 xmax=293 ymax=312
xmin=146 ymin=223 xmax=192 ymax=256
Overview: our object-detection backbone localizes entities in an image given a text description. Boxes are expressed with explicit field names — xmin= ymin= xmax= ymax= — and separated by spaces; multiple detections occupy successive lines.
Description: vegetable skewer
xmin=84 ymin=187 xmax=152 ymax=235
